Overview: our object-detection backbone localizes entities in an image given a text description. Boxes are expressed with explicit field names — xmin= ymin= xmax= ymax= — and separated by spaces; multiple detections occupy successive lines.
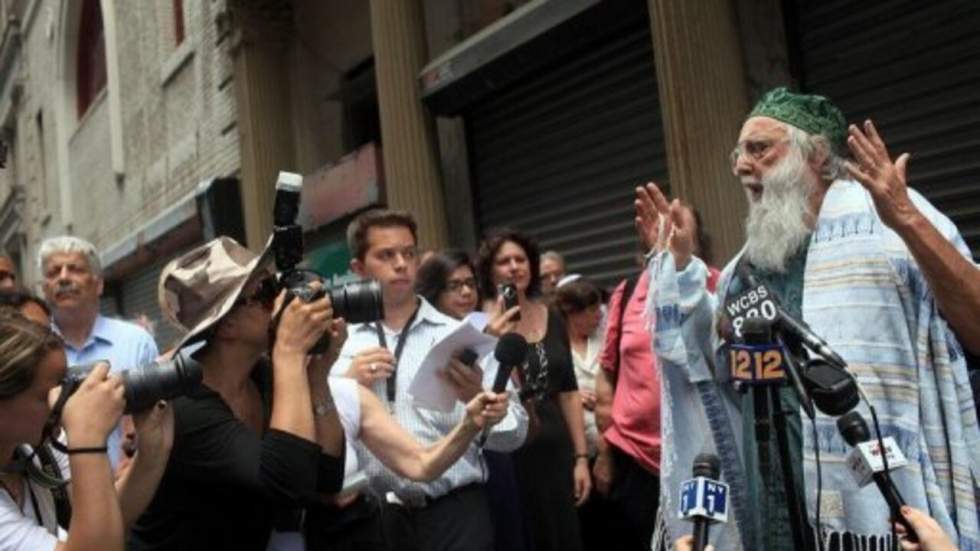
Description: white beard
xmin=743 ymin=149 xmax=816 ymax=273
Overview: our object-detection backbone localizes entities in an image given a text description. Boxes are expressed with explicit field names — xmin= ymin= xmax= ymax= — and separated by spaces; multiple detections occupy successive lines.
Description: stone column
xmin=369 ymin=0 xmax=448 ymax=251
xmin=649 ymin=0 xmax=750 ymax=263
xmin=230 ymin=0 xmax=295 ymax=251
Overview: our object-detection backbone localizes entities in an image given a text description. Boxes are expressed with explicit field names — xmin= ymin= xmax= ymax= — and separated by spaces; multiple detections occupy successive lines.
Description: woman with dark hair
xmin=416 ymin=249 xmax=530 ymax=551
xmin=0 ymin=287 xmax=51 ymax=326
xmin=415 ymin=250 xmax=480 ymax=320
xmin=477 ymin=228 xmax=590 ymax=551
xmin=0 ymin=314 xmax=172 ymax=551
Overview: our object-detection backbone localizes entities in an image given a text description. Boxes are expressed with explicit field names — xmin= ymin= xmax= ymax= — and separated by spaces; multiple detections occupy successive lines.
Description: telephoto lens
xmin=65 ymin=352 xmax=203 ymax=414
xmin=328 ymin=279 xmax=384 ymax=324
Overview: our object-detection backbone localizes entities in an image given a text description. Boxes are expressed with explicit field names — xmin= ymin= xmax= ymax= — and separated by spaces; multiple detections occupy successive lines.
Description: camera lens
xmin=121 ymin=353 xmax=203 ymax=413
xmin=329 ymin=280 xmax=384 ymax=324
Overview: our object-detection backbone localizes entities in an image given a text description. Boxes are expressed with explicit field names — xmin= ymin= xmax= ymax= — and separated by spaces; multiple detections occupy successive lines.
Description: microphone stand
xmin=746 ymin=377 xmax=812 ymax=551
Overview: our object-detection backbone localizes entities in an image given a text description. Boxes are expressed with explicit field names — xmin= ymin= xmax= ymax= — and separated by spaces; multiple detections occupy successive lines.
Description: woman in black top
xmin=130 ymin=238 xmax=346 ymax=551
xmin=477 ymin=229 xmax=591 ymax=551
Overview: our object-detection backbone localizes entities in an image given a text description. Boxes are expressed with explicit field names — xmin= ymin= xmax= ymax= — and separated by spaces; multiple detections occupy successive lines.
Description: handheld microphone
xmin=679 ymin=453 xmax=728 ymax=551
xmin=837 ymin=411 xmax=917 ymax=541
xmin=479 ymin=333 xmax=527 ymax=446
xmin=491 ymin=333 xmax=527 ymax=393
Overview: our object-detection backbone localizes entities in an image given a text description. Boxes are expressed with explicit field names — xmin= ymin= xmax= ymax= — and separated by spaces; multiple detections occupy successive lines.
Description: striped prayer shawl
xmin=649 ymin=179 xmax=980 ymax=551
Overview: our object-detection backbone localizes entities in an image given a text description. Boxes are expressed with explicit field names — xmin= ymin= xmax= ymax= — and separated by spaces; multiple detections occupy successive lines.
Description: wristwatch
xmin=313 ymin=398 xmax=335 ymax=416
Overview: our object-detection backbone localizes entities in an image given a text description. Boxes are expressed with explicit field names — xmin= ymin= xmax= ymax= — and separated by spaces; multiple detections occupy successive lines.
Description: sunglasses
xmin=235 ymin=277 xmax=278 ymax=310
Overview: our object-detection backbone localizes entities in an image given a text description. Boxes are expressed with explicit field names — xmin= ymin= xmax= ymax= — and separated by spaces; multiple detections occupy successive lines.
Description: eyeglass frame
xmin=445 ymin=277 xmax=477 ymax=294
xmin=729 ymin=138 xmax=790 ymax=169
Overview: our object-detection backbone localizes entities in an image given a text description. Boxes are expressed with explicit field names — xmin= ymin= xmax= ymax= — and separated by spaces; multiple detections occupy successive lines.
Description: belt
xmin=384 ymin=483 xmax=482 ymax=510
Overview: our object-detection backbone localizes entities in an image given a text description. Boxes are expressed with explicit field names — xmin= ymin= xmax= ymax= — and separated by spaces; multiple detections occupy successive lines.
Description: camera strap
xmin=375 ymin=300 xmax=421 ymax=404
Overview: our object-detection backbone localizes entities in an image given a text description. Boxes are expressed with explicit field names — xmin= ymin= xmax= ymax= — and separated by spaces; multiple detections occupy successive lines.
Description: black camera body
xmin=271 ymin=172 xmax=384 ymax=353
xmin=64 ymin=353 xmax=203 ymax=414
xmin=498 ymin=282 xmax=521 ymax=321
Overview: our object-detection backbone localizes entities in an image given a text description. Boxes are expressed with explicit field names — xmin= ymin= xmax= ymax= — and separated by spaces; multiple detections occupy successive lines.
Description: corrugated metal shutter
xmin=795 ymin=0 xmax=980 ymax=258
xmin=119 ymin=254 xmax=188 ymax=352
xmin=466 ymin=20 xmax=667 ymax=289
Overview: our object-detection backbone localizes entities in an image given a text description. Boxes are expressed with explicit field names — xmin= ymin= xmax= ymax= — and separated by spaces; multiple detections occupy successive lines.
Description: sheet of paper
xmin=408 ymin=316 xmax=497 ymax=412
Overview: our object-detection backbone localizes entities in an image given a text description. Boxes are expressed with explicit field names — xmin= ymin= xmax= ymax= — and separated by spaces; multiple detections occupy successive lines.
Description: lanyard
xmin=375 ymin=301 xmax=420 ymax=404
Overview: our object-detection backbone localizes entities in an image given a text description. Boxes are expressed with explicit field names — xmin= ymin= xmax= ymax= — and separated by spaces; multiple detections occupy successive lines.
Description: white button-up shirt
xmin=330 ymin=298 xmax=528 ymax=500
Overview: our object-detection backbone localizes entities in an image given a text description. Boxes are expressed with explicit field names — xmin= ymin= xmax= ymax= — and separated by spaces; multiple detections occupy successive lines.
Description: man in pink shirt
xmin=594 ymin=267 xmax=662 ymax=551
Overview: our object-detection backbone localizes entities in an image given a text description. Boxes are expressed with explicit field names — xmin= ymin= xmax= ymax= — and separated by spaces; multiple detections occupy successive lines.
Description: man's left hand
xmin=440 ymin=358 xmax=483 ymax=403
xmin=845 ymin=119 xmax=922 ymax=232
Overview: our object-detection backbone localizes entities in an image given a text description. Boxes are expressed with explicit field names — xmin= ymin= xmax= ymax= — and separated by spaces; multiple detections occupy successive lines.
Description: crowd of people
xmin=0 ymin=86 xmax=977 ymax=551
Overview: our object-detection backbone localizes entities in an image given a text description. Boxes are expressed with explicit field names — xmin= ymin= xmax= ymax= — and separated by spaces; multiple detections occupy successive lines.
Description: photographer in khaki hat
xmin=128 ymin=237 xmax=347 ymax=551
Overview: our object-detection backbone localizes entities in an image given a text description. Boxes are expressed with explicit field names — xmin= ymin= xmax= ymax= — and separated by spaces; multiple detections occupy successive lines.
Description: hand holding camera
xmin=273 ymin=287 xmax=334 ymax=362
xmin=484 ymin=289 xmax=521 ymax=338
xmin=271 ymin=171 xmax=384 ymax=355
xmin=56 ymin=362 xmax=126 ymax=448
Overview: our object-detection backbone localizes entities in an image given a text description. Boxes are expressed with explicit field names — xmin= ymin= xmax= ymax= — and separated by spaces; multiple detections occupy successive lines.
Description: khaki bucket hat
xmin=158 ymin=237 xmax=274 ymax=351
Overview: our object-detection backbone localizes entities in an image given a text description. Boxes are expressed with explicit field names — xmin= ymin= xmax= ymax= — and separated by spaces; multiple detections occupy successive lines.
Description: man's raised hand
xmin=845 ymin=119 xmax=921 ymax=232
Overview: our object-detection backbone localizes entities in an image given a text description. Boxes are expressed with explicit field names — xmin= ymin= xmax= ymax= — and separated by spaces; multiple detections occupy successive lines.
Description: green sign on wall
xmin=307 ymin=239 xmax=361 ymax=286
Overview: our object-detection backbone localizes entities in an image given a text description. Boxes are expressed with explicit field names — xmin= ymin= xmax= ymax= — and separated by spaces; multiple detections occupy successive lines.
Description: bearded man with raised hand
xmin=638 ymin=88 xmax=980 ymax=551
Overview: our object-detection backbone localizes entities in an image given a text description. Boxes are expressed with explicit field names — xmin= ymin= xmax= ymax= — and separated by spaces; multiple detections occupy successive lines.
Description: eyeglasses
xmin=446 ymin=278 xmax=477 ymax=293
xmin=235 ymin=277 xmax=278 ymax=310
xmin=729 ymin=139 xmax=788 ymax=168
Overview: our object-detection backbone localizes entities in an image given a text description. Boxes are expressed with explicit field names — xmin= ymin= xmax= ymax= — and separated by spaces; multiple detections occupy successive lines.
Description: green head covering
xmin=748 ymin=87 xmax=847 ymax=154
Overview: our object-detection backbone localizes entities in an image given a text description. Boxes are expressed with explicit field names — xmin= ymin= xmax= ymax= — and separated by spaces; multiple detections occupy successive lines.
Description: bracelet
xmin=313 ymin=399 xmax=335 ymax=416
xmin=65 ymin=446 xmax=108 ymax=455
xmin=573 ymin=453 xmax=589 ymax=462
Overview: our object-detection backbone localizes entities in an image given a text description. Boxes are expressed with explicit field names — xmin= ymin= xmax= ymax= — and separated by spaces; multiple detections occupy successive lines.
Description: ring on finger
xmin=369 ymin=363 xmax=378 ymax=374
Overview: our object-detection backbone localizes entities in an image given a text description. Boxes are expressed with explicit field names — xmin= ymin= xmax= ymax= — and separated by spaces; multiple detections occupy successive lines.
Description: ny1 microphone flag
xmin=679 ymin=476 xmax=729 ymax=523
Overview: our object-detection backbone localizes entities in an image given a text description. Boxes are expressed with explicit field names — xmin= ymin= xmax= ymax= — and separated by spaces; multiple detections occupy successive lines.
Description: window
xmin=341 ymin=59 xmax=381 ymax=151
xmin=76 ymin=0 xmax=107 ymax=118
xmin=173 ymin=0 xmax=185 ymax=45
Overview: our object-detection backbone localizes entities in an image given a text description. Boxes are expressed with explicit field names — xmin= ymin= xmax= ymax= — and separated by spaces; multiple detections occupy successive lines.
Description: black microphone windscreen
xmin=805 ymin=360 xmax=860 ymax=416
xmin=495 ymin=333 xmax=528 ymax=366
xmin=692 ymin=453 xmax=721 ymax=479
xmin=837 ymin=410 xmax=871 ymax=446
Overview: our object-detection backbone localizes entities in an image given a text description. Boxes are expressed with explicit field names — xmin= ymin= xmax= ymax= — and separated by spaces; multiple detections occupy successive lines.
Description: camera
xmin=498 ymin=282 xmax=521 ymax=321
xmin=271 ymin=172 xmax=384 ymax=353
xmin=64 ymin=352 xmax=203 ymax=414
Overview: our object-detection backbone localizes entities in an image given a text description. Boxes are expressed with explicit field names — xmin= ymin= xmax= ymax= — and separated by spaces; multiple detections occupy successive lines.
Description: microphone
xmin=803 ymin=359 xmax=859 ymax=416
xmin=491 ymin=333 xmax=527 ymax=393
xmin=479 ymin=333 xmax=527 ymax=446
xmin=772 ymin=309 xmax=848 ymax=370
xmin=837 ymin=411 xmax=917 ymax=541
xmin=736 ymin=266 xmax=847 ymax=369
xmin=679 ymin=453 xmax=729 ymax=551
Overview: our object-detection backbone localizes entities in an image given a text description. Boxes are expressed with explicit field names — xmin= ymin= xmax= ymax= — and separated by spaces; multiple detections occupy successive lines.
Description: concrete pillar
xmin=648 ymin=0 xmax=750 ymax=264
xmin=230 ymin=1 xmax=295 ymax=251
xmin=369 ymin=0 xmax=448 ymax=251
